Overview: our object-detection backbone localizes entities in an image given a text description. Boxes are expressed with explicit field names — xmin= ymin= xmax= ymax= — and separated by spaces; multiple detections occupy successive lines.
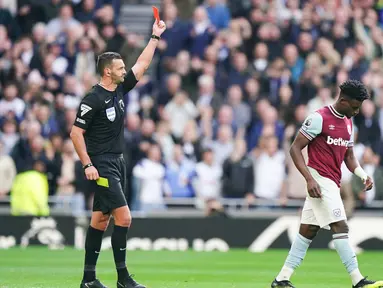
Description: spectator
xmin=283 ymin=124 xmax=307 ymax=200
xmin=253 ymin=135 xmax=286 ymax=203
xmin=0 ymin=83 xmax=25 ymax=119
xmin=164 ymin=90 xmax=198 ymax=141
xmin=283 ymin=44 xmax=304 ymax=84
xmin=341 ymin=131 xmax=365 ymax=217
xmin=123 ymin=113 xmax=141 ymax=207
xmin=54 ymin=138 xmax=84 ymax=213
xmin=352 ymin=147 xmax=383 ymax=206
xmin=204 ymin=0 xmax=230 ymax=30
xmin=196 ymin=74 xmax=223 ymax=116
xmin=355 ymin=99 xmax=381 ymax=152
xmin=172 ymin=50 xmax=198 ymax=99
xmin=45 ymin=4 xmax=81 ymax=38
xmin=244 ymin=77 xmax=261 ymax=119
xmin=227 ymin=52 xmax=251 ymax=88
xmin=56 ymin=139 xmax=77 ymax=195
xmin=11 ymin=160 xmax=49 ymax=216
xmin=138 ymin=96 xmax=160 ymax=123
xmin=165 ymin=144 xmax=195 ymax=198
xmin=192 ymin=147 xmax=224 ymax=216
xmin=252 ymin=42 xmax=269 ymax=75
xmin=133 ymin=144 xmax=166 ymax=212
xmin=154 ymin=121 xmax=175 ymax=163
xmin=180 ymin=120 xmax=203 ymax=162
xmin=75 ymin=0 xmax=97 ymax=23
xmin=0 ymin=139 xmax=16 ymax=197
xmin=247 ymin=105 xmax=285 ymax=151
xmin=297 ymin=32 xmax=314 ymax=60
xmin=0 ymin=118 xmax=19 ymax=155
xmin=307 ymin=87 xmax=334 ymax=113
xmin=74 ymin=36 xmax=97 ymax=80
xmin=227 ymin=85 xmax=251 ymax=129
xmin=35 ymin=101 xmax=59 ymax=138
xmin=11 ymin=120 xmax=41 ymax=173
xmin=278 ymin=84 xmax=295 ymax=124
xmin=158 ymin=73 xmax=181 ymax=108
xmin=222 ymin=139 xmax=254 ymax=201
xmin=206 ymin=124 xmax=234 ymax=166
xmin=209 ymin=105 xmax=238 ymax=139
xmin=189 ymin=6 xmax=215 ymax=59
xmin=157 ymin=3 xmax=190 ymax=75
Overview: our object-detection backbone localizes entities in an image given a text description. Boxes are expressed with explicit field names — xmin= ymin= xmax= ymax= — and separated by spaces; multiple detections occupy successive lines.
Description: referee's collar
xmin=97 ymin=83 xmax=117 ymax=92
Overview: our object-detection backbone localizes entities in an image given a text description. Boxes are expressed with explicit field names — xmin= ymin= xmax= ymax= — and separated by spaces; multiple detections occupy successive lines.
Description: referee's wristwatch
xmin=151 ymin=34 xmax=160 ymax=40
xmin=83 ymin=163 xmax=93 ymax=170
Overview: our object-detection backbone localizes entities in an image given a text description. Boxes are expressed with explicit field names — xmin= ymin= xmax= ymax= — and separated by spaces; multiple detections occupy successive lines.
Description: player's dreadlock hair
xmin=339 ymin=80 xmax=370 ymax=102
xmin=96 ymin=52 xmax=122 ymax=76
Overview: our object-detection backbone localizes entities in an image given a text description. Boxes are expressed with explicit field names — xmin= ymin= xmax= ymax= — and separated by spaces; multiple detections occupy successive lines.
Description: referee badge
xmin=106 ymin=107 xmax=116 ymax=122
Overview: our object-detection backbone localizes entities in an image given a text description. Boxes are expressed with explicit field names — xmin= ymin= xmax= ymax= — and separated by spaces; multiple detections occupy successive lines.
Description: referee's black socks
xmin=112 ymin=225 xmax=129 ymax=281
xmin=83 ymin=226 xmax=104 ymax=282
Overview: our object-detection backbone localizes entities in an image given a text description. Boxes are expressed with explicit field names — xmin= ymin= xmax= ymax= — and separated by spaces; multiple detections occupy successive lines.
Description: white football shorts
xmin=300 ymin=167 xmax=347 ymax=230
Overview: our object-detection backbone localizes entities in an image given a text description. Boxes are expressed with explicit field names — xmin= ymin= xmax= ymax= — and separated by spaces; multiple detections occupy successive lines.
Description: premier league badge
xmin=106 ymin=107 xmax=116 ymax=122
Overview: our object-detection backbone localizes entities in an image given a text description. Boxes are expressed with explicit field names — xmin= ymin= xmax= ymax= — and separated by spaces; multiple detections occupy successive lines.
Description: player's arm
xmin=290 ymin=113 xmax=323 ymax=198
xmin=290 ymin=133 xmax=315 ymax=182
xmin=343 ymin=142 xmax=372 ymax=190
xmin=70 ymin=96 xmax=100 ymax=180
xmin=124 ymin=20 xmax=166 ymax=93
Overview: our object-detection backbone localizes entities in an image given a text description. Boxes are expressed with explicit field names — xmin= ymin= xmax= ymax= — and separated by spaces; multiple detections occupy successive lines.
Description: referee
xmin=70 ymin=20 xmax=166 ymax=288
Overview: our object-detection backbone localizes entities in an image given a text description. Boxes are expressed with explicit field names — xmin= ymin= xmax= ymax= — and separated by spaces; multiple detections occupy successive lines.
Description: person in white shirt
xmin=307 ymin=87 xmax=334 ymax=113
xmin=0 ymin=139 xmax=16 ymax=197
xmin=254 ymin=135 xmax=286 ymax=202
xmin=45 ymin=4 xmax=81 ymax=38
xmin=153 ymin=121 xmax=175 ymax=163
xmin=0 ymin=84 xmax=25 ymax=118
xmin=192 ymin=148 xmax=224 ymax=215
xmin=133 ymin=144 xmax=166 ymax=212
xmin=208 ymin=125 xmax=234 ymax=166
xmin=164 ymin=90 xmax=199 ymax=140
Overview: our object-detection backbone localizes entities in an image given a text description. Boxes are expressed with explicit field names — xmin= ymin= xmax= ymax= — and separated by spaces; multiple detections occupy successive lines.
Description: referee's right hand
xmin=85 ymin=166 xmax=99 ymax=180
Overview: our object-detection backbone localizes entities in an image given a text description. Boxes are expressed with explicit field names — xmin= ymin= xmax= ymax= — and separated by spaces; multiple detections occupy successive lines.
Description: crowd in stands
xmin=0 ymin=0 xmax=383 ymax=216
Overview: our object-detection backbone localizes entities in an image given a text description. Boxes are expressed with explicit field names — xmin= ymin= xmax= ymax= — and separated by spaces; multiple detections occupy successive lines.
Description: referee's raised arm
xmin=128 ymin=20 xmax=167 ymax=86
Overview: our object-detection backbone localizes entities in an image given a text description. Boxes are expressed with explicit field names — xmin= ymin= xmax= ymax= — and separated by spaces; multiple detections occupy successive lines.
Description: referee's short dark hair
xmin=339 ymin=80 xmax=370 ymax=102
xmin=97 ymin=52 xmax=122 ymax=76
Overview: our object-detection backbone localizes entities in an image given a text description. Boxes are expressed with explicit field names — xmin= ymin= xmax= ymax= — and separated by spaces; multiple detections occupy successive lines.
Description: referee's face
xmin=110 ymin=59 xmax=127 ymax=84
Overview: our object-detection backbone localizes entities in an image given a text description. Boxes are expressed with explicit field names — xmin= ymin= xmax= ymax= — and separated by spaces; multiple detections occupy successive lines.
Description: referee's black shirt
xmin=73 ymin=69 xmax=138 ymax=156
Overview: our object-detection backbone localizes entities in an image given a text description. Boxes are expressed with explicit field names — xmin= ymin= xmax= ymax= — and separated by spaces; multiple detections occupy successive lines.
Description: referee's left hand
xmin=152 ymin=20 xmax=166 ymax=37
xmin=85 ymin=165 xmax=99 ymax=181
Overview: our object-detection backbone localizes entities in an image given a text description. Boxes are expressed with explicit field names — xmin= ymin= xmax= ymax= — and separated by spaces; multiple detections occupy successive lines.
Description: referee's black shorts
xmin=88 ymin=153 xmax=127 ymax=214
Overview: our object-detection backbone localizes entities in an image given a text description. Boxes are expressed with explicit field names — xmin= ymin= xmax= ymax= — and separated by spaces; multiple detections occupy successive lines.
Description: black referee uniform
xmin=73 ymin=69 xmax=137 ymax=214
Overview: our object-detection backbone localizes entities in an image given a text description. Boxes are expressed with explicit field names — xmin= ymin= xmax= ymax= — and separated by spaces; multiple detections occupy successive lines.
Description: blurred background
xmin=0 ymin=0 xmax=383 ymax=222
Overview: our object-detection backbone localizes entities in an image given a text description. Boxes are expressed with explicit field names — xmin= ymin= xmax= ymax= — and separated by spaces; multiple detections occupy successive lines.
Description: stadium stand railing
xmin=0 ymin=195 xmax=382 ymax=216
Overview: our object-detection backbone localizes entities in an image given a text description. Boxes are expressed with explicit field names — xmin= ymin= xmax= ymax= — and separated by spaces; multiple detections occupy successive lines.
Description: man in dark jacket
xmin=222 ymin=139 xmax=254 ymax=199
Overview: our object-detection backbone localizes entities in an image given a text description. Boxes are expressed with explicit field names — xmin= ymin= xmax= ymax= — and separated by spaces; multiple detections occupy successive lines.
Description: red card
xmin=152 ymin=6 xmax=160 ymax=23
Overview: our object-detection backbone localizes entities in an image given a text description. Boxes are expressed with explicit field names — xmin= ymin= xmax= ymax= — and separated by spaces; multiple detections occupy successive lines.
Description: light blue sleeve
xmin=299 ymin=112 xmax=323 ymax=141
xmin=348 ymin=123 xmax=355 ymax=147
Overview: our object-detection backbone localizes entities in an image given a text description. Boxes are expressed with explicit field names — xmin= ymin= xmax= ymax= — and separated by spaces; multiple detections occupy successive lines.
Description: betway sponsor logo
xmin=326 ymin=136 xmax=349 ymax=147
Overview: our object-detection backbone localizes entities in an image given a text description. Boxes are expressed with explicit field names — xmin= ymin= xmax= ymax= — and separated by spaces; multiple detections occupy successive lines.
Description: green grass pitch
xmin=0 ymin=247 xmax=382 ymax=288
